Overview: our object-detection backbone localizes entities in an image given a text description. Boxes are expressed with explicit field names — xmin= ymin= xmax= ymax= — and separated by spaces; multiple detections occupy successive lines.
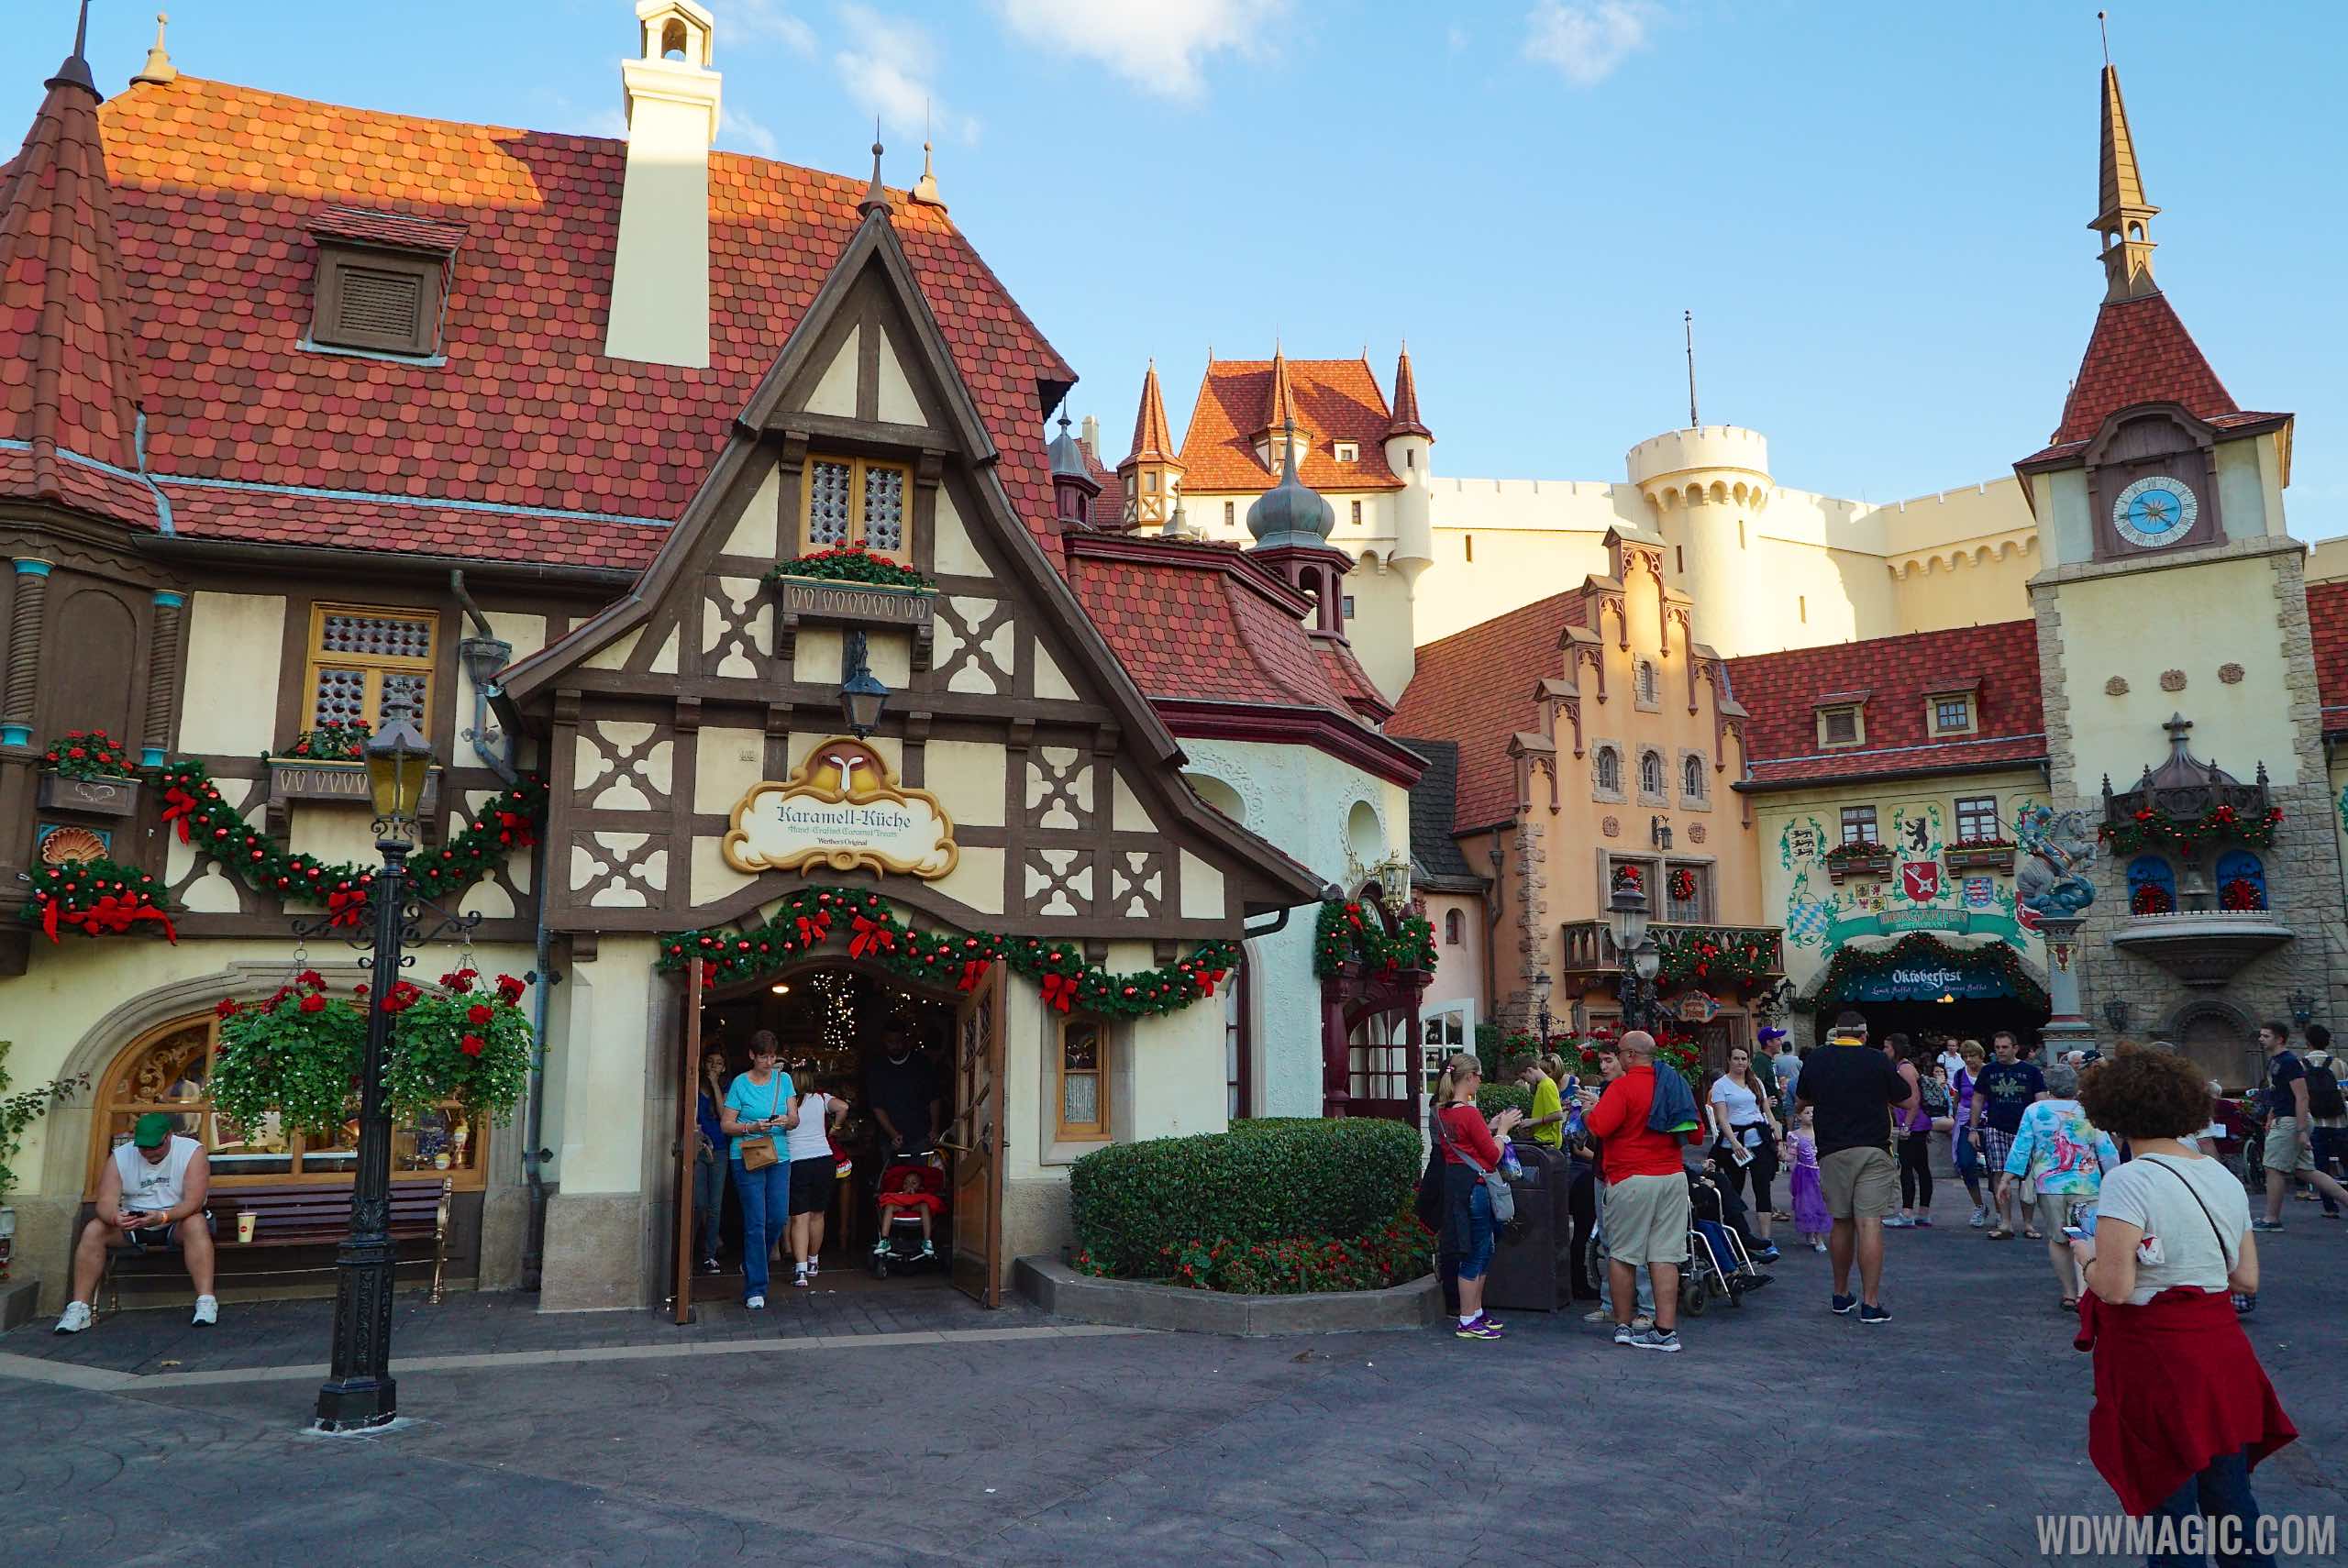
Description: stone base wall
xmin=537 ymin=1189 xmax=647 ymax=1312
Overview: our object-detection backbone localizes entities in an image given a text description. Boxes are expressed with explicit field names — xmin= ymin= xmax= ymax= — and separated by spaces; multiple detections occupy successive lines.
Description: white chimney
xmin=604 ymin=0 xmax=720 ymax=368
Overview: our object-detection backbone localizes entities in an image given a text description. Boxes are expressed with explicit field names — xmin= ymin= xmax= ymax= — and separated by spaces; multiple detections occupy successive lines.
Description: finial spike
xmin=134 ymin=12 xmax=179 ymax=87
xmin=2099 ymin=10 xmax=2110 ymax=67
xmin=49 ymin=0 xmax=99 ymax=93
xmin=1683 ymin=309 xmax=1700 ymax=429
xmin=858 ymin=127 xmax=892 ymax=217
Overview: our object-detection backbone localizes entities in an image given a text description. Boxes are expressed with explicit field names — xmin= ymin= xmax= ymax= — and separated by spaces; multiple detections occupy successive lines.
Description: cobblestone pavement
xmin=4 ymin=1187 xmax=2343 ymax=1567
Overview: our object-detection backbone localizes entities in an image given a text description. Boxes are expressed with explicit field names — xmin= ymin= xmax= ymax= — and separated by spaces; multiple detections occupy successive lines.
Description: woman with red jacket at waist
xmin=1433 ymin=1054 xmax=1523 ymax=1342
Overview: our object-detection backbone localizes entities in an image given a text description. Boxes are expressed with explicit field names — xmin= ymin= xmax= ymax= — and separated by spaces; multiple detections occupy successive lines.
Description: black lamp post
xmin=839 ymin=629 xmax=891 ymax=737
xmin=303 ymin=700 xmax=471 ymax=1431
xmin=1609 ymin=877 xmax=1662 ymax=1035
xmin=1530 ymin=968 xmax=1554 ymax=1050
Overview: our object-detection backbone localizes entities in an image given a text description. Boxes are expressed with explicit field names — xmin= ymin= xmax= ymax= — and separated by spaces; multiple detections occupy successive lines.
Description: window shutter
xmin=333 ymin=268 xmax=424 ymax=348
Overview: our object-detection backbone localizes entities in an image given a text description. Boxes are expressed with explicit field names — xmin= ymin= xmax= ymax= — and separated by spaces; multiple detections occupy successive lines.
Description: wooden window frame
xmin=1840 ymin=804 xmax=1879 ymax=845
xmin=1930 ymin=693 xmax=1977 ymax=735
xmin=800 ymin=453 xmax=915 ymax=563
xmin=1056 ymin=1014 xmax=1111 ymax=1143
xmin=1954 ymin=793 xmax=2000 ymax=842
xmin=1679 ymin=750 xmax=1709 ymax=806
xmin=1818 ymin=705 xmax=1865 ymax=747
xmin=311 ymin=244 xmax=445 ymax=358
xmin=1664 ymin=859 xmax=1713 ymax=923
xmin=85 ymin=1012 xmax=488 ymax=1198
xmin=1636 ymin=746 xmax=1668 ymax=803
xmin=304 ymin=602 xmax=438 ymax=734
xmin=1334 ymin=441 xmax=1358 ymax=463
xmin=1224 ymin=957 xmax=1252 ymax=1121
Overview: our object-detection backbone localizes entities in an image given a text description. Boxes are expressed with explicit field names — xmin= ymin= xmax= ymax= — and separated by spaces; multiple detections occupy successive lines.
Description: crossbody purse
xmin=737 ymin=1076 xmax=787 ymax=1171
xmin=1435 ymin=1108 xmax=1515 ymax=1225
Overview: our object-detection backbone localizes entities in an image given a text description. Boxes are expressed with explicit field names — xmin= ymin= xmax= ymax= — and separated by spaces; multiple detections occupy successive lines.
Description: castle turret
xmin=1117 ymin=360 xmax=1183 ymax=528
xmin=1627 ymin=425 xmax=1774 ymax=656
xmin=1381 ymin=342 xmax=1434 ymax=579
xmin=1246 ymin=420 xmax=1350 ymax=640
xmin=1047 ymin=411 xmax=1100 ymax=530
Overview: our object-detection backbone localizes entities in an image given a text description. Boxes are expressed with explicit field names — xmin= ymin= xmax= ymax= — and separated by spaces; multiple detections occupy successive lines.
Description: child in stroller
xmin=869 ymin=1155 xmax=946 ymax=1276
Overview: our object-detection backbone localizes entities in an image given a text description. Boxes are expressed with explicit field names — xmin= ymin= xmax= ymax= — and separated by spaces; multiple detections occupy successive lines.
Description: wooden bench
xmin=101 ymin=1176 xmax=453 ymax=1312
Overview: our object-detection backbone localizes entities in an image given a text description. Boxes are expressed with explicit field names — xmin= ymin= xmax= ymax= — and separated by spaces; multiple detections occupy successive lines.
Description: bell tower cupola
xmin=2090 ymin=43 xmax=2159 ymax=303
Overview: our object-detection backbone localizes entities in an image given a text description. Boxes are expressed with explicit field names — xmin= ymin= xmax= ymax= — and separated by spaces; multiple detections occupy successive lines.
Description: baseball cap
xmin=132 ymin=1112 xmax=174 ymax=1148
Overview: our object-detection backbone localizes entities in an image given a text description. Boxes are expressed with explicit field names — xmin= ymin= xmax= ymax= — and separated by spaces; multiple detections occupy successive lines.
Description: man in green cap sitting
xmin=54 ymin=1112 xmax=216 ymax=1333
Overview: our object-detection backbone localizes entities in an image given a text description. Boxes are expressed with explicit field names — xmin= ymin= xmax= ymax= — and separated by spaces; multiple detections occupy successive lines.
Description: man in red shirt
xmin=1582 ymin=1030 xmax=1702 ymax=1353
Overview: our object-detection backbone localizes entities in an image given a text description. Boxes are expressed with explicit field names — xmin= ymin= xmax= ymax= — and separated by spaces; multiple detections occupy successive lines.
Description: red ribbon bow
xmin=325 ymin=889 xmax=369 ymax=929
xmin=50 ymin=892 xmax=178 ymax=944
xmin=160 ymin=785 xmax=200 ymax=844
xmin=957 ymin=958 xmax=991 ymax=992
xmin=847 ymin=913 xmax=896 ymax=960
xmin=1040 ymin=972 xmax=1080 ymax=1013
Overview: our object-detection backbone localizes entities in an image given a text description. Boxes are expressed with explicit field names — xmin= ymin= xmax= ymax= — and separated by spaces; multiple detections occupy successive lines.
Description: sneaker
xmin=872 ymin=1238 xmax=892 ymax=1254
xmin=1811 ymin=1239 xmax=1827 ymax=1253
xmin=1454 ymin=1317 xmax=1503 ymax=1341
xmin=917 ymin=1241 xmax=936 ymax=1258
xmin=1754 ymin=1244 xmax=1781 ymax=1263
xmin=1832 ymin=1293 xmax=1858 ymax=1315
xmin=53 ymin=1300 xmax=93 ymax=1334
xmin=1626 ymin=1329 xmax=1682 ymax=1353
xmin=745 ymin=1294 xmax=767 ymax=1309
xmin=1630 ymin=1314 xmax=1655 ymax=1332
xmin=1583 ymin=1309 xmax=1612 ymax=1324
xmin=1882 ymin=1216 xmax=1913 ymax=1229
xmin=1859 ymin=1301 xmax=1893 ymax=1325
xmin=1914 ymin=1217 xmax=1934 ymax=1229
xmin=1968 ymin=1208 xmax=1988 ymax=1229
xmin=806 ymin=1258 xmax=819 ymax=1280
xmin=2251 ymin=1220 xmax=2285 ymax=1233
xmin=191 ymin=1295 xmax=218 ymax=1327
xmin=1613 ymin=1322 xmax=1635 ymax=1346
xmin=697 ymin=1255 xmax=720 ymax=1275
xmin=792 ymin=1267 xmax=810 ymax=1288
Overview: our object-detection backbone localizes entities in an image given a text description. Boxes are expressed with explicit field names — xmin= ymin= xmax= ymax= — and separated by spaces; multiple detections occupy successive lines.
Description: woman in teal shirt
xmin=719 ymin=1031 xmax=796 ymax=1308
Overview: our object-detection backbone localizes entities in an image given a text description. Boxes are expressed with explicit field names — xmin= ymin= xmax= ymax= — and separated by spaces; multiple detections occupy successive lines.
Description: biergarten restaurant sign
xmin=723 ymin=738 xmax=958 ymax=878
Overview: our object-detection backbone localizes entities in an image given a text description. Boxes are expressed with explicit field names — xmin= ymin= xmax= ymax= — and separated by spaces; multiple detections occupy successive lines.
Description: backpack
xmin=2307 ymin=1064 xmax=2346 ymax=1120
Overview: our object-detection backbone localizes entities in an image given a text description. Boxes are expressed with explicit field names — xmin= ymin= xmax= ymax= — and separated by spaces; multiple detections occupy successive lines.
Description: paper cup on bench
xmin=237 ymin=1210 xmax=257 ymax=1244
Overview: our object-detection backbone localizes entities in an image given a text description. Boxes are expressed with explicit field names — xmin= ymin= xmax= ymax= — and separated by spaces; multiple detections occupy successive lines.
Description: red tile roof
xmin=1386 ymin=345 xmax=1430 ymax=440
xmin=1175 ymin=356 xmax=1403 ymax=493
xmin=1390 ymin=592 xmax=1586 ymax=830
xmin=0 ymin=64 xmax=150 ymax=522
xmin=1120 ymin=360 xmax=1176 ymax=468
xmin=1316 ymin=639 xmax=1394 ymax=723
xmin=2023 ymin=291 xmax=2284 ymax=462
xmin=305 ymin=204 xmax=468 ymax=253
xmin=16 ymin=74 xmax=1075 ymax=561
xmin=2309 ymin=580 xmax=2348 ymax=735
xmin=1727 ymin=619 xmax=2045 ymax=787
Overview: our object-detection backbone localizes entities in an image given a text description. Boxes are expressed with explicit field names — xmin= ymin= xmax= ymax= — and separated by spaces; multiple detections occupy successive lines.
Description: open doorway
xmin=684 ymin=961 xmax=966 ymax=1300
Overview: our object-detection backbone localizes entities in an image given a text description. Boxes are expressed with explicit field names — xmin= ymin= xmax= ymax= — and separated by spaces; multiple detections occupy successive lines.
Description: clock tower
xmin=2016 ymin=47 xmax=2335 ymax=1068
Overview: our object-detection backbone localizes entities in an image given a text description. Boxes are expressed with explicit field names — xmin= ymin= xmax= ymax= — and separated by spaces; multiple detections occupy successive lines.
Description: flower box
xmin=1824 ymin=844 xmax=1892 ymax=882
xmin=770 ymin=574 xmax=937 ymax=672
xmin=267 ymin=758 xmax=441 ymax=816
xmin=35 ymin=772 xmax=140 ymax=818
xmin=1944 ymin=843 xmax=2017 ymax=873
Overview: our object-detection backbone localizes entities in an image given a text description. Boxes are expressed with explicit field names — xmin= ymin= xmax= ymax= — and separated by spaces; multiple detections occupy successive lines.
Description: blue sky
xmin=18 ymin=2 xmax=2347 ymax=530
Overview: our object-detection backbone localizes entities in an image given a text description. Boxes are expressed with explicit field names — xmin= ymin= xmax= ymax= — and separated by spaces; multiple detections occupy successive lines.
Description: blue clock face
xmin=2113 ymin=475 xmax=2199 ymax=548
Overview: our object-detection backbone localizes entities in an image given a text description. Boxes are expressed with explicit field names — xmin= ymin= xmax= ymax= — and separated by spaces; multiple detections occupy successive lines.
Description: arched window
xmin=2126 ymin=855 xmax=2177 ymax=916
xmin=1682 ymin=754 xmax=1706 ymax=801
xmin=1639 ymin=749 xmax=1665 ymax=798
xmin=85 ymin=1011 xmax=487 ymax=1198
xmin=2214 ymin=849 xmax=2267 ymax=912
xmin=1636 ymin=661 xmax=1658 ymax=703
xmin=1444 ymin=909 xmax=1465 ymax=946
xmin=1593 ymin=746 xmax=1622 ymax=794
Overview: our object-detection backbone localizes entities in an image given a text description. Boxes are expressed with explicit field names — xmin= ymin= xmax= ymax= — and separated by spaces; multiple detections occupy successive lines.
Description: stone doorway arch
xmin=2164 ymin=997 xmax=2259 ymax=1091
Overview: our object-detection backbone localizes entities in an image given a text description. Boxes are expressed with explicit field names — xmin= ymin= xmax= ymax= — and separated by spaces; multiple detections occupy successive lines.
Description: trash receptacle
xmin=1480 ymin=1139 xmax=1567 ymax=1312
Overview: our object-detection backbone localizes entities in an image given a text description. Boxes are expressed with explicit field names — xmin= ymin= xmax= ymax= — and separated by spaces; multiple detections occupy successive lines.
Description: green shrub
xmin=1158 ymin=1215 xmax=1434 ymax=1295
xmin=1069 ymin=1117 xmax=1423 ymax=1276
xmin=1475 ymin=1084 xmax=1531 ymax=1119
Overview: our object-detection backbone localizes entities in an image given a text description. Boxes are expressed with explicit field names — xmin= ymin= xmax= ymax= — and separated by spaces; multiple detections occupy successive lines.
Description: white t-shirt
xmin=1709 ymin=1076 xmax=1765 ymax=1143
xmin=114 ymin=1135 xmax=201 ymax=1214
xmin=2093 ymin=1152 xmax=2249 ymax=1305
xmin=786 ymin=1091 xmax=836 ymax=1162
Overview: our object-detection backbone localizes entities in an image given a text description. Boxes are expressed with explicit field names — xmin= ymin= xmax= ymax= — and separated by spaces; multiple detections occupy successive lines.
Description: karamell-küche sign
xmin=722 ymin=738 xmax=958 ymax=878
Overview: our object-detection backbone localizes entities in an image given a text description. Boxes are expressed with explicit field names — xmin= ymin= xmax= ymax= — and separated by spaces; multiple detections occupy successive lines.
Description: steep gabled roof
xmin=56 ymin=74 xmax=1074 ymax=563
xmin=1727 ymin=619 xmax=2045 ymax=789
xmin=2309 ymin=579 xmax=2348 ymax=738
xmin=1120 ymin=360 xmax=1176 ymax=468
xmin=1385 ymin=344 xmax=1430 ymax=440
xmin=2019 ymin=292 xmax=2286 ymax=466
xmin=1175 ymin=356 xmax=1403 ymax=493
xmin=0 ymin=45 xmax=154 ymax=526
xmin=1396 ymin=739 xmax=1482 ymax=889
xmin=1390 ymin=592 xmax=1585 ymax=830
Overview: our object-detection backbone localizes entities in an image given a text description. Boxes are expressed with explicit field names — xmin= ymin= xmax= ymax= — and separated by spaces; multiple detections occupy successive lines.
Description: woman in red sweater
xmin=1434 ymin=1055 xmax=1524 ymax=1341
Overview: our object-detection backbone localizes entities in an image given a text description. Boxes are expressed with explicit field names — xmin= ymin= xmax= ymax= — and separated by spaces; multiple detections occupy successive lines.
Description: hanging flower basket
xmin=384 ymin=969 xmax=535 ymax=1125
xmin=264 ymin=720 xmax=375 ymax=764
xmin=1825 ymin=840 xmax=1893 ymax=881
xmin=211 ymin=974 xmax=366 ymax=1143
xmin=36 ymin=729 xmax=141 ymax=816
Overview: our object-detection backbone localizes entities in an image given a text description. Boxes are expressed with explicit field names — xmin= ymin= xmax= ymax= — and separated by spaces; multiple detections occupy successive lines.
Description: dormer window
xmin=1334 ymin=441 xmax=1358 ymax=463
xmin=1926 ymin=680 xmax=1980 ymax=735
xmin=1815 ymin=694 xmax=1867 ymax=748
xmin=304 ymin=207 xmax=464 ymax=361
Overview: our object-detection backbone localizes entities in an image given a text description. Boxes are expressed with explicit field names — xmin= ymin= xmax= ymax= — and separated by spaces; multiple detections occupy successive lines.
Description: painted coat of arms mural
xmin=1778 ymin=799 xmax=2045 ymax=955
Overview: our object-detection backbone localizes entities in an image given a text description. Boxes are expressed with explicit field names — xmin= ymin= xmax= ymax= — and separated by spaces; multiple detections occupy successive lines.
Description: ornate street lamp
xmin=1609 ymin=877 xmax=1661 ymax=1034
xmin=1373 ymin=853 xmax=1412 ymax=914
xmin=302 ymin=699 xmax=476 ymax=1432
xmin=1531 ymin=967 xmax=1554 ymax=1049
xmin=839 ymin=629 xmax=891 ymax=737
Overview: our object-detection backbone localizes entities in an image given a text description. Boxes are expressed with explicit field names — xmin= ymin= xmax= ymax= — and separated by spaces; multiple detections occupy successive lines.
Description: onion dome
xmin=1047 ymin=410 xmax=1090 ymax=480
xmin=1245 ymin=419 xmax=1335 ymax=547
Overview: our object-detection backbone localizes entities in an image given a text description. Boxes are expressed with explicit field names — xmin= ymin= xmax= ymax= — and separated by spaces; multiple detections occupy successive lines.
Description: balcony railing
xmin=1559 ymin=919 xmax=1786 ymax=990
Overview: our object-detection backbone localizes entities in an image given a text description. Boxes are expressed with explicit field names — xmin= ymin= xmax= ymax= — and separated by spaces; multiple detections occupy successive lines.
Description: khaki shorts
xmin=1820 ymin=1145 xmax=1899 ymax=1220
xmin=2032 ymin=1191 xmax=2083 ymax=1236
xmin=1603 ymin=1173 xmax=1691 ymax=1267
xmin=2264 ymin=1116 xmax=2314 ymax=1174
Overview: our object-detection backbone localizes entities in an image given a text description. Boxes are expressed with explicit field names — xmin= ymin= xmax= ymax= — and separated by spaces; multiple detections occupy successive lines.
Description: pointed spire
xmin=0 ymin=4 xmax=148 ymax=505
xmin=132 ymin=13 xmax=179 ymax=87
xmin=1264 ymin=341 xmax=1301 ymax=442
xmin=2088 ymin=19 xmax=2159 ymax=302
xmin=1124 ymin=360 xmax=1175 ymax=465
xmin=910 ymin=138 xmax=944 ymax=207
xmin=858 ymin=123 xmax=892 ymax=217
xmin=50 ymin=0 xmax=97 ymax=94
xmin=1386 ymin=341 xmax=1432 ymax=440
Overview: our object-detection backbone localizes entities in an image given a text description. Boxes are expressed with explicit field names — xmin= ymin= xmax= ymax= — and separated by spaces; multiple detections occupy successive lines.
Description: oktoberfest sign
xmin=723 ymin=738 xmax=958 ymax=879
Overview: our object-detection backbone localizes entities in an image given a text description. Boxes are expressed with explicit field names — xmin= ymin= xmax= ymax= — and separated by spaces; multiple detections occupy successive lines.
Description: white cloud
xmin=730 ymin=0 xmax=818 ymax=55
xmin=836 ymin=6 xmax=978 ymax=143
xmin=1523 ymin=0 xmax=1661 ymax=87
xmin=721 ymin=107 xmax=782 ymax=158
xmin=991 ymin=0 xmax=1277 ymax=101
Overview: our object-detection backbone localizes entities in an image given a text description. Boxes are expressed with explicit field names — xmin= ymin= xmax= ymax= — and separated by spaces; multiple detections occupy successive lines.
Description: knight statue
xmin=2014 ymin=805 xmax=2099 ymax=918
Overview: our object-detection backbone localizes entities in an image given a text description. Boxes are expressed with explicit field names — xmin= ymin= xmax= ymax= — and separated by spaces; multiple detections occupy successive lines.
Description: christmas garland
xmin=154 ymin=758 xmax=547 ymax=927
xmin=764 ymin=544 xmax=934 ymax=591
xmin=38 ymin=727 xmax=137 ymax=780
xmin=658 ymin=885 xmax=1240 ymax=1019
xmin=21 ymin=858 xmax=177 ymax=944
xmin=1310 ymin=898 xmax=1437 ymax=979
xmin=1656 ymin=925 xmax=1778 ymax=992
xmin=1797 ymin=931 xmax=2048 ymax=1013
xmin=2099 ymin=802 xmax=2283 ymax=855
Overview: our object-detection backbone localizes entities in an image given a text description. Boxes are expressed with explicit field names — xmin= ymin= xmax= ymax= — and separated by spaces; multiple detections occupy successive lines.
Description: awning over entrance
xmin=1806 ymin=931 xmax=2050 ymax=1013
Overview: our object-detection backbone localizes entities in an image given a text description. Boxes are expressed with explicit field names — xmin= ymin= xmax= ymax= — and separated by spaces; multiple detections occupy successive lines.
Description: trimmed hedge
xmin=1475 ymin=1084 xmax=1531 ymax=1119
xmin=1069 ymin=1116 xmax=1423 ymax=1277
